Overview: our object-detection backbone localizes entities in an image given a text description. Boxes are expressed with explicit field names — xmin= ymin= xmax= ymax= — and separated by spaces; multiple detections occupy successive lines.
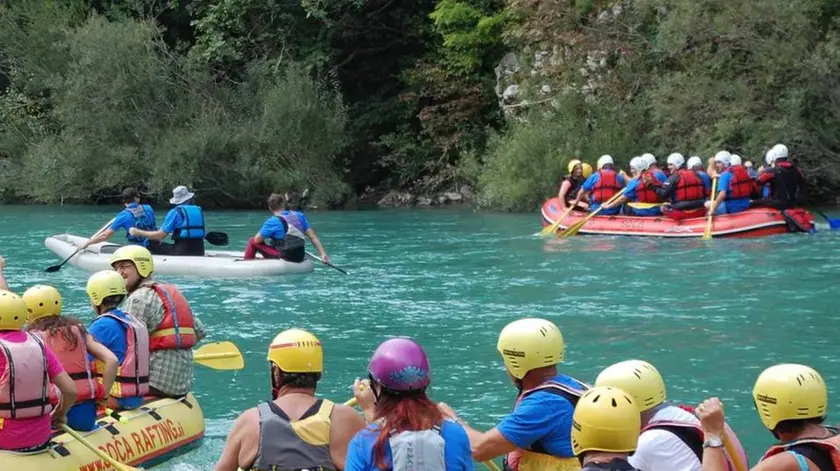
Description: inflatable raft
xmin=540 ymin=197 xmax=814 ymax=238
xmin=45 ymin=234 xmax=315 ymax=277
xmin=0 ymin=393 xmax=204 ymax=471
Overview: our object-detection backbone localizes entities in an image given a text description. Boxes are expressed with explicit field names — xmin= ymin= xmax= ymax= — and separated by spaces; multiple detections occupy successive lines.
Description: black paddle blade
xmin=44 ymin=264 xmax=63 ymax=273
xmin=205 ymin=232 xmax=229 ymax=246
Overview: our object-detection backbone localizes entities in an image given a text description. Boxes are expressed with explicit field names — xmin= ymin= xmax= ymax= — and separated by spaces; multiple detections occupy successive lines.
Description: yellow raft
xmin=0 ymin=393 xmax=204 ymax=471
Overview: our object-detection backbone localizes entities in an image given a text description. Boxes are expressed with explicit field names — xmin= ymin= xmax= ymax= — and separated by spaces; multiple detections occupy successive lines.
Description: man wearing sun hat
xmin=129 ymin=185 xmax=206 ymax=256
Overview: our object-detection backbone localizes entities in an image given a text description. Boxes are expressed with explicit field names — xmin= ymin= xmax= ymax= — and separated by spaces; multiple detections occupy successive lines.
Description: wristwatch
xmin=703 ymin=435 xmax=724 ymax=448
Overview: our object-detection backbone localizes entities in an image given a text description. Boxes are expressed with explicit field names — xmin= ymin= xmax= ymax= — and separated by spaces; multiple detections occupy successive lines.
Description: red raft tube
xmin=540 ymin=197 xmax=815 ymax=238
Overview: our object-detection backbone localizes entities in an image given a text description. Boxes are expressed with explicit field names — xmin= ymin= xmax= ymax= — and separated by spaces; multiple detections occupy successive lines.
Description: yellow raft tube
xmin=0 ymin=393 xmax=204 ymax=471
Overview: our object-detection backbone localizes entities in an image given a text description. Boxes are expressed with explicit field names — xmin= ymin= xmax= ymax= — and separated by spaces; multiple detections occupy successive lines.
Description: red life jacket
xmin=0 ymin=333 xmax=52 ymax=419
xmin=725 ymin=165 xmax=756 ymax=199
xmin=150 ymin=284 xmax=197 ymax=351
xmin=505 ymin=377 xmax=591 ymax=471
xmin=31 ymin=325 xmax=103 ymax=404
xmin=592 ymin=170 xmax=621 ymax=204
xmin=95 ymin=311 xmax=150 ymax=398
xmin=675 ymin=169 xmax=705 ymax=201
xmin=761 ymin=434 xmax=840 ymax=469
xmin=635 ymin=171 xmax=662 ymax=203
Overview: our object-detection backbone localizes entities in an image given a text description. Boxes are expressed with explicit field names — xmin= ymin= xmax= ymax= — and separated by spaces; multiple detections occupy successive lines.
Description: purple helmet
xmin=368 ymin=337 xmax=431 ymax=392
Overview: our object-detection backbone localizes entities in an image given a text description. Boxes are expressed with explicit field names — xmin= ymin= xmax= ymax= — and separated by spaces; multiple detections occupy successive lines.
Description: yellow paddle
xmin=344 ymin=395 xmax=501 ymax=471
xmin=561 ymin=187 xmax=628 ymax=238
xmin=723 ymin=432 xmax=747 ymax=471
xmin=60 ymin=423 xmax=140 ymax=471
xmin=627 ymin=202 xmax=665 ymax=209
xmin=703 ymin=178 xmax=718 ymax=240
xmin=539 ymin=206 xmax=576 ymax=238
xmin=193 ymin=341 xmax=244 ymax=370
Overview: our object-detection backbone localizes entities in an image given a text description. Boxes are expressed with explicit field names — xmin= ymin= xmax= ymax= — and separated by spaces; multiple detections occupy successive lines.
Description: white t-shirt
xmin=628 ymin=405 xmax=702 ymax=471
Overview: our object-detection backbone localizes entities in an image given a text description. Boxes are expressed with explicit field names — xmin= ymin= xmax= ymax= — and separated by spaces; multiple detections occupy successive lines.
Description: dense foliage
xmin=1 ymin=0 xmax=839 ymax=209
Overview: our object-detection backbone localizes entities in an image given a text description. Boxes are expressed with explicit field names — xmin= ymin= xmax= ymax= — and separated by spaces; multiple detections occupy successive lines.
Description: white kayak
xmin=45 ymin=234 xmax=314 ymax=278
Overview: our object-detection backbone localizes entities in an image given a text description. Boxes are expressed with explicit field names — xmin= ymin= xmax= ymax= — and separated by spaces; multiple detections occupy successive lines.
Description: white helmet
xmin=765 ymin=147 xmax=782 ymax=166
xmin=686 ymin=156 xmax=703 ymax=169
xmin=773 ymin=143 xmax=789 ymax=159
xmin=597 ymin=155 xmax=614 ymax=169
xmin=714 ymin=150 xmax=732 ymax=166
xmin=641 ymin=153 xmax=656 ymax=168
xmin=629 ymin=157 xmax=646 ymax=172
xmin=730 ymin=154 xmax=742 ymax=166
xmin=666 ymin=153 xmax=685 ymax=168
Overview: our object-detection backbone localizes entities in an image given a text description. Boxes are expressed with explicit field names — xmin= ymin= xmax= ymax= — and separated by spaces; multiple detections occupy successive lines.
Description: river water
xmin=1 ymin=204 xmax=838 ymax=469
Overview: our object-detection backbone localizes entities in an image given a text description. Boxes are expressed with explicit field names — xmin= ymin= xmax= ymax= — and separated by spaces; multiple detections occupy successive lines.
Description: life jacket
xmin=124 ymin=204 xmax=156 ymax=245
xmin=505 ymin=377 xmax=591 ymax=471
xmin=674 ymin=169 xmax=706 ymax=202
xmin=724 ymin=166 xmax=756 ymax=200
xmin=249 ymin=399 xmax=336 ymax=471
xmin=562 ymin=176 xmax=583 ymax=204
xmin=592 ymin=170 xmax=621 ymax=204
xmin=635 ymin=171 xmax=662 ymax=203
xmin=281 ymin=210 xmax=308 ymax=234
xmin=0 ymin=333 xmax=52 ymax=419
xmin=173 ymin=205 xmax=206 ymax=240
xmin=30 ymin=325 xmax=103 ymax=404
xmin=270 ymin=216 xmax=306 ymax=261
xmin=761 ymin=433 xmax=840 ymax=470
xmin=665 ymin=404 xmax=748 ymax=471
xmin=94 ymin=311 xmax=150 ymax=398
xmin=768 ymin=162 xmax=803 ymax=208
xmin=389 ymin=422 xmax=447 ymax=471
xmin=149 ymin=284 xmax=197 ymax=351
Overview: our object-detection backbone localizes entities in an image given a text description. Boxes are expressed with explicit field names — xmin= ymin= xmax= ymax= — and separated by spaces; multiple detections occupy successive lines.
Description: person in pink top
xmin=0 ymin=260 xmax=77 ymax=452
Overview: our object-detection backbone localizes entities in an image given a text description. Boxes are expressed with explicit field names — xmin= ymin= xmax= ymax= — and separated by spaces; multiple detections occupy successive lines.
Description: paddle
xmin=561 ymin=187 xmax=628 ymax=238
xmin=193 ymin=341 xmax=244 ymax=370
xmin=344 ymin=393 xmax=501 ymax=471
xmin=814 ymin=210 xmax=840 ymax=230
xmin=306 ymin=250 xmax=349 ymax=275
xmin=539 ymin=205 xmax=575 ymax=238
xmin=46 ymin=219 xmax=115 ymax=273
xmin=627 ymin=202 xmax=665 ymax=209
xmin=205 ymin=231 xmax=229 ymax=246
xmin=60 ymin=423 xmax=140 ymax=471
xmin=703 ymin=178 xmax=718 ymax=240
xmin=723 ymin=431 xmax=747 ymax=471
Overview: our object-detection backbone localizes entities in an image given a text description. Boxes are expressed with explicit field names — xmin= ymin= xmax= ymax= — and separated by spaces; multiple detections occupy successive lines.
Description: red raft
xmin=540 ymin=197 xmax=814 ymax=238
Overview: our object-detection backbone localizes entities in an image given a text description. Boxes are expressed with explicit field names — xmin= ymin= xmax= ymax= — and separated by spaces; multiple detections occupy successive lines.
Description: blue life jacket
xmin=173 ymin=205 xmax=206 ymax=240
xmin=125 ymin=204 xmax=156 ymax=246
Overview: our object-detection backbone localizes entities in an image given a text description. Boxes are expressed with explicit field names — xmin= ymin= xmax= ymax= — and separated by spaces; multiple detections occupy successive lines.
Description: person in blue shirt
xmin=130 ymin=185 xmax=205 ymax=256
xmin=601 ymin=157 xmax=662 ymax=216
xmin=281 ymin=191 xmax=332 ymax=265
xmin=243 ymin=194 xmax=307 ymax=263
xmin=82 ymin=187 xmax=157 ymax=250
xmin=640 ymin=153 xmax=670 ymax=183
xmin=572 ymin=155 xmax=627 ymax=216
xmin=438 ymin=318 xmax=588 ymax=471
xmin=705 ymin=151 xmax=755 ymax=215
xmin=687 ymin=156 xmax=712 ymax=193
xmin=348 ymin=337 xmax=473 ymax=471
xmin=85 ymin=271 xmax=148 ymax=411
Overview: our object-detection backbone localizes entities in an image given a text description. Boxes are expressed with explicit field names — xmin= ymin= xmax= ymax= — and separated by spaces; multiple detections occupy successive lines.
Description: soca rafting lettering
xmin=78 ymin=419 xmax=187 ymax=471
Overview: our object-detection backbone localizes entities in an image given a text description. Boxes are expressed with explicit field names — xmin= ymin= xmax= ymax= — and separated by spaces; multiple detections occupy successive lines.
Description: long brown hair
xmin=372 ymin=390 xmax=444 ymax=470
xmin=26 ymin=316 xmax=86 ymax=350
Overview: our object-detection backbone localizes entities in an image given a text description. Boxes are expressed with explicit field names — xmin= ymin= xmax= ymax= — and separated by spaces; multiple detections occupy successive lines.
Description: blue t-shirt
xmin=717 ymin=171 xmax=751 ymax=213
xmin=496 ymin=375 xmax=579 ymax=458
xmin=345 ymin=419 xmax=473 ymax=471
xmin=623 ymin=178 xmax=662 ymax=216
xmin=111 ymin=203 xmax=156 ymax=246
xmin=581 ymin=172 xmax=626 ymax=215
xmin=653 ymin=169 xmax=668 ymax=183
xmin=258 ymin=216 xmax=286 ymax=242
xmin=88 ymin=309 xmax=144 ymax=409
xmin=280 ymin=210 xmax=311 ymax=233
xmin=697 ymin=171 xmax=712 ymax=192
xmin=160 ymin=206 xmax=184 ymax=236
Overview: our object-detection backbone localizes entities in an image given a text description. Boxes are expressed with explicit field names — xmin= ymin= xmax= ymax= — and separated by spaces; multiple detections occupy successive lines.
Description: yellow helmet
xmin=23 ymin=285 xmax=63 ymax=323
xmin=595 ymin=359 xmax=666 ymax=412
xmin=567 ymin=159 xmax=582 ymax=175
xmin=0 ymin=290 xmax=28 ymax=331
xmin=582 ymin=163 xmax=594 ymax=178
xmin=86 ymin=270 xmax=127 ymax=307
xmin=267 ymin=328 xmax=323 ymax=373
xmin=497 ymin=318 xmax=564 ymax=380
xmin=752 ymin=364 xmax=827 ymax=430
xmin=572 ymin=386 xmax=641 ymax=455
xmin=110 ymin=245 xmax=154 ymax=278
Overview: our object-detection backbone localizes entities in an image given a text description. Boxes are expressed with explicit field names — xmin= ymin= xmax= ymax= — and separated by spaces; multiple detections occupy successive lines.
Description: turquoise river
xmin=1 ymin=205 xmax=838 ymax=469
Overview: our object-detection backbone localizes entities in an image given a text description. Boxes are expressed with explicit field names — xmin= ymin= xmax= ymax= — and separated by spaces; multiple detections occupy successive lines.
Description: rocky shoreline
xmin=369 ymin=185 xmax=474 ymax=208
